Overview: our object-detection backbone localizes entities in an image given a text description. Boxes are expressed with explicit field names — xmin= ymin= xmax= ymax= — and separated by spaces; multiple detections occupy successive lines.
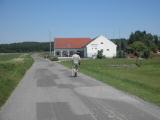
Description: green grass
xmin=0 ymin=53 xmax=21 ymax=61
xmin=61 ymin=58 xmax=160 ymax=106
xmin=0 ymin=53 xmax=33 ymax=107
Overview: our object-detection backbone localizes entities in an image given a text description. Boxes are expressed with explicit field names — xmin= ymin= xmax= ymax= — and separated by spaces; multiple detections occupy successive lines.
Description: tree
xmin=112 ymin=38 xmax=128 ymax=58
xmin=0 ymin=42 xmax=53 ymax=53
xmin=130 ymin=41 xmax=147 ymax=52
xmin=128 ymin=31 xmax=147 ymax=44
xmin=112 ymin=38 xmax=128 ymax=51
xmin=117 ymin=50 xmax=126 ymax=58
xmin=97 ymin=50 xmax=104 ymax=59
xmin=142 ymin=49 xmax=150 ymax=59
xmin=128 ymin=30 xmax=159 ymax=58
xmin=130 ymin=41 xmax=147 ymax=57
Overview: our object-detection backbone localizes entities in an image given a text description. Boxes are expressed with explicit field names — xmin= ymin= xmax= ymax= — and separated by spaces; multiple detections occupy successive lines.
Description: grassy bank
xmin=61 ymin=58 xmax=160 ymax=106
xmin=0 ymin=53 xmax=33 ymax=107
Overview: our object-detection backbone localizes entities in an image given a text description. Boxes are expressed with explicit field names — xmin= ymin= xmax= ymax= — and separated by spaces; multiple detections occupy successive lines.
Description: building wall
xmin=54 ymin=48 xmax=87 ymax=57
xmin=86 ymin=35 xmax=117 ymax=58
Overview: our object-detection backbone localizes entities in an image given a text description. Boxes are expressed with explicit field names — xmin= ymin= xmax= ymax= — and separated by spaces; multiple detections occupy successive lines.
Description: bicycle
xmin=72 ymin=64 xmax=79 ymax=77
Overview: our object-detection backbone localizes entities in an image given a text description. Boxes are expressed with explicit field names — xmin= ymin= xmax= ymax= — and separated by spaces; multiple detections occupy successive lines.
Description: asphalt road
xmin=0 ymin=54 xmax=160 ymax=120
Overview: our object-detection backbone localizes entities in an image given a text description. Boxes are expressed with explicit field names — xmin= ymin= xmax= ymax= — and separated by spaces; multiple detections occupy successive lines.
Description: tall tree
xmin=128 ymin=31 xmax=158 ymax=52
xmin=128 ymin=31 xmax=160 ymax=58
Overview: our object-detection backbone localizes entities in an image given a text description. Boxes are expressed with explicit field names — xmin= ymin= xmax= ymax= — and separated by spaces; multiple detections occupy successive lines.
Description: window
xmin=69 ymin=51 xmax=74 ymax=56
xmin=62 ymin=51 xmax=68 ymax=57
xmin=56 ymin=51 xmax=60 ymax=56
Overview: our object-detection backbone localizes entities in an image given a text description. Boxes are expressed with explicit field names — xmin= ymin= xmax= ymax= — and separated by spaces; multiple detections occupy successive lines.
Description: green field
xmin=62 ymin=58 xmax=160 ymax=106
xmin=0 ymin=53 xmax=33 ymax=107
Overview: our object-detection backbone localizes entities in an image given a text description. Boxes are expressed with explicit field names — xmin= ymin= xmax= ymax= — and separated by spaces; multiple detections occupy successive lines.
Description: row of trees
xmin=112 ymin=38 xmax=128 ymax=58
xmin=128 ymin=31 xmax=160 ymax=58
xmin=112 ymin=31 xmax=160 ymax=58
xmin=0 ymin=42 xmax=54 ymax=53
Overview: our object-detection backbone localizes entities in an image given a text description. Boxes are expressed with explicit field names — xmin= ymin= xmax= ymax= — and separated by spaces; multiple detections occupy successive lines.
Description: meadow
xmin=62 ymin=58 xmax=160 ymax=106
xmin=0 ymin=53 xmax=33 ymax=107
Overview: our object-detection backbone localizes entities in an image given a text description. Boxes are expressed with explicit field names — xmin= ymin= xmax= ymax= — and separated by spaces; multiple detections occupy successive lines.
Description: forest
xmin=0 ymin=42 xmax=54 ymax=53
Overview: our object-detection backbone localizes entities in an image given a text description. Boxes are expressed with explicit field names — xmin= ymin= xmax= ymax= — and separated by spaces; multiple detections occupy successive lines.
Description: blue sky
xmin=0 ymin=0 xmax=160 ymax=43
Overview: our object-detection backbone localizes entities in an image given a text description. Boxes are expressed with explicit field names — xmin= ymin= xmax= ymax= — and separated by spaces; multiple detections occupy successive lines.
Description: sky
xmin=0 ymin=0 xmax=160 ymax=43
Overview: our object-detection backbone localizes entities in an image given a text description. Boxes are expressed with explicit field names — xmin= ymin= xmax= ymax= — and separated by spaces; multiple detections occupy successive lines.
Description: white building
xmin=86 ymin=35 xmax=117 ymax=58
xmin=54 ymin=35 xmax=117 ymax=58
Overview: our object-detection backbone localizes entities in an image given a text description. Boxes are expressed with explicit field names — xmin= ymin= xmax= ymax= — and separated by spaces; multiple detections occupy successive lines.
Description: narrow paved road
xmin=0 ymin=54 xmax=160 ymax=120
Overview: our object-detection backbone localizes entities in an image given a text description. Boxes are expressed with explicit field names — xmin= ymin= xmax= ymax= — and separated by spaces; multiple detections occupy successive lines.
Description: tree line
xmin=112 ymin=30 xmax=160 ymax=58
xmin=0 ymin=42 xmax=54 ymax=53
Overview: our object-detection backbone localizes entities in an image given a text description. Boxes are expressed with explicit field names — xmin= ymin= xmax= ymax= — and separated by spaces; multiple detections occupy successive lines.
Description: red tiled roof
xmin=54 ymin=38 xmax=92 ymax=49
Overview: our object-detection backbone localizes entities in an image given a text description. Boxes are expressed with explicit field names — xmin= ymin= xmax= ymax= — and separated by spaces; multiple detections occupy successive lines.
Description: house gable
xmin=89 ymin=35 xmax=117 ymax=47
xmin=86 ymin=35 xmax=117 ymax=58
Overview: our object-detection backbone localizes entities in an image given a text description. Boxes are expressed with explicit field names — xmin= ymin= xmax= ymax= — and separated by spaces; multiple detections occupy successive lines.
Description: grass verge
xmin=61 ymin=58 xmax=160 ymax=106
xmin=0 ymin=53 xmax=33 ymax=107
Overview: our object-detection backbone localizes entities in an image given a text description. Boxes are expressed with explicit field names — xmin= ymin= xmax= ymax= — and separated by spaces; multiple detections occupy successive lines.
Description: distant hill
xmin=0 ymin=42 xmax=54 ymax=53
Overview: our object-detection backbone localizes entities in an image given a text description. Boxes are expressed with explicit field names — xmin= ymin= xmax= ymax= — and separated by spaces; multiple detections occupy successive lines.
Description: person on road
xmin=72 ymin=52 xmax=81 ymax=76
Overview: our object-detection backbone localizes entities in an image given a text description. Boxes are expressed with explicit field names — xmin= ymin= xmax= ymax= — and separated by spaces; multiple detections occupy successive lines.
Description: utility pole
xmin=49 ymin=31 xmax=52 ymax=55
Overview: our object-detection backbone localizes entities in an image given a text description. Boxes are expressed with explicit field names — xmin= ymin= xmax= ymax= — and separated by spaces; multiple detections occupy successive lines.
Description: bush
xmin=117 ymin=50 xmax=126 ymax=58
xmin=97 ymin=50 xmax=105 ymax=59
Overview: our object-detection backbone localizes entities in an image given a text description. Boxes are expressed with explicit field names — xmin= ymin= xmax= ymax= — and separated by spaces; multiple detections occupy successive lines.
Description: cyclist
xmin=72 ymin=52 xmax=81 ymax=77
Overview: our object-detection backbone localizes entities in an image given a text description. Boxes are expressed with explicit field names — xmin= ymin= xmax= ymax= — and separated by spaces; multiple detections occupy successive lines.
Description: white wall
xmin=86 ymin=35 xmax=117 ymax=58
xmin=54 ymin=48 xmax=87 ymax=57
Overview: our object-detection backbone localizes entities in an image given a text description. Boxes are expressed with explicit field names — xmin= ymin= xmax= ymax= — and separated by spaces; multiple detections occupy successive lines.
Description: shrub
xmin=97 ymin=50 xmax=105 ymax=59
xmin=117 ymin=50 xmax=126 ymax=58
